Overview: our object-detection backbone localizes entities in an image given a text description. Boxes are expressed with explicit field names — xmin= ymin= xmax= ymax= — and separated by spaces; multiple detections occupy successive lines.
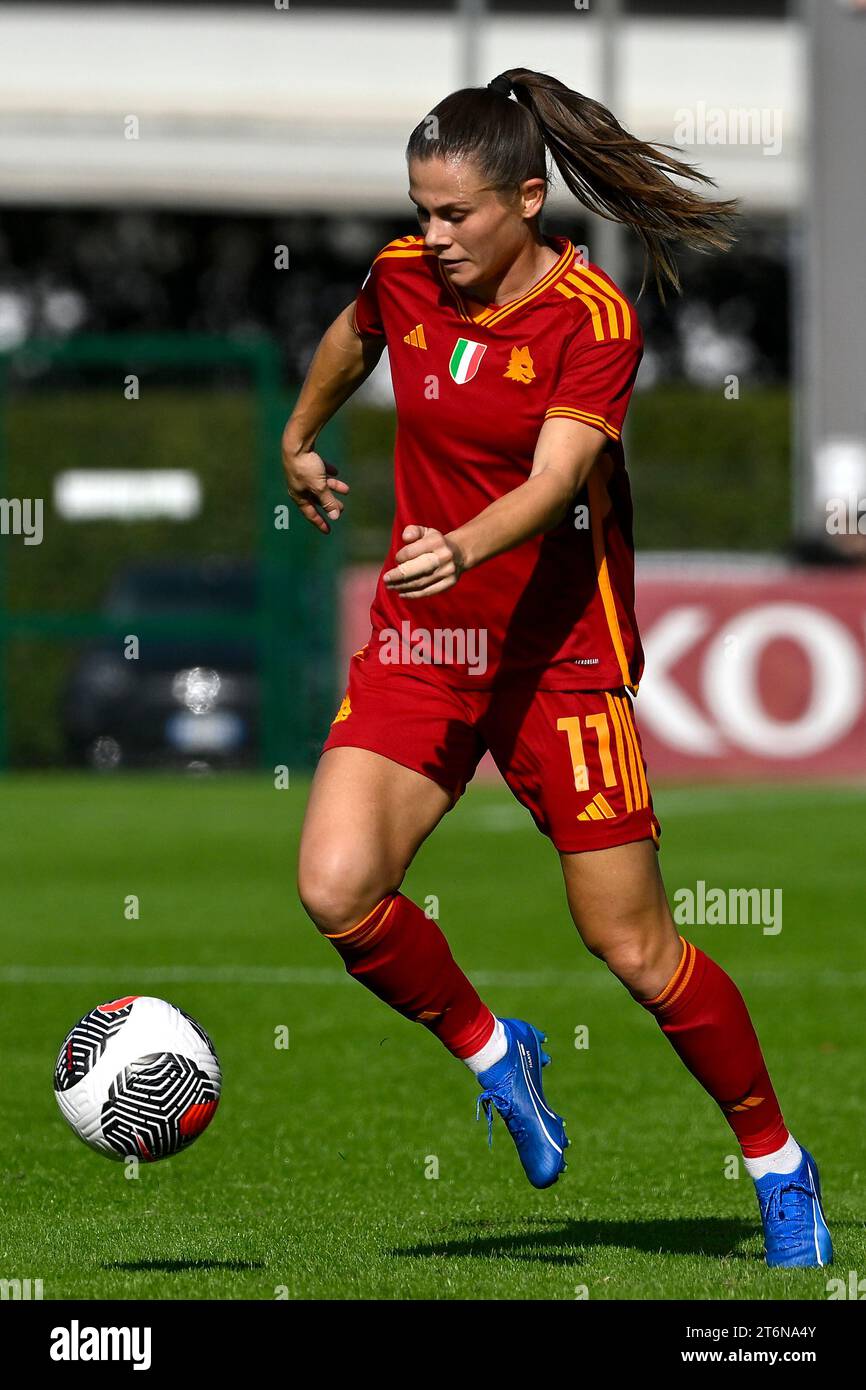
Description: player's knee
xmin=602 ymin=940 xmax=653 ymax=989
xmin=297 ymin=851 xmax=390 ymax=937
xmin=601 ymin=932 xmax=677 ymax=995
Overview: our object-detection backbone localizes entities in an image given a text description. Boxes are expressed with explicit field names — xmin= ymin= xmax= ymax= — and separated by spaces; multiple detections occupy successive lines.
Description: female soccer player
xmin=283 ymin=69 xmax=831 ymax=1268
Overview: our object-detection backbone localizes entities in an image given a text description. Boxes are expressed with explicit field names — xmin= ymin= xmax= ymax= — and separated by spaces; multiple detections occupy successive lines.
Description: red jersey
xmin=350 ymin=232 xmax=645 ymax=691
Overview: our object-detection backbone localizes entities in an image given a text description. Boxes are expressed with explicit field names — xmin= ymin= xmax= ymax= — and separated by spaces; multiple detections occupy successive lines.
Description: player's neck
xmin=466 ymin=237 xmax=561 ymax=312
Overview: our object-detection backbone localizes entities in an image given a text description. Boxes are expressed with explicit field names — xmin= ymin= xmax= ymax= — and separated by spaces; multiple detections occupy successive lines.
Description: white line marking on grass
xmin=1 ymin=966 xmax=864 ymax=989
xmin=0 ymin=964 xmax=586 ymax=988
xmin=0 ymin=965 xmax=354 ymax=986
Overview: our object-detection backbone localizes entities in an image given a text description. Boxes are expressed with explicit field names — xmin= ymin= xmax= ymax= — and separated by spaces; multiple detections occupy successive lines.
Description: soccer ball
xmin=53 ymin=995 xmax=221 ymax=1162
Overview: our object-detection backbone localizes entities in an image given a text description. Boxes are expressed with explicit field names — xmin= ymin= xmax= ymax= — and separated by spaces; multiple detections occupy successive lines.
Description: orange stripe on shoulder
xmin=373 ymin=235 xmax=434 ymax=265
xmin=575 ymin=264 xmax=635 ymax=340
xmin=559 ymin=264 xmax=636 ymax=343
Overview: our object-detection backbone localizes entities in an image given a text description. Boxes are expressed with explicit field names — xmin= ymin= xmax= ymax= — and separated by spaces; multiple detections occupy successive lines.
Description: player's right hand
xmin=281 ymin=438 xmax=350 ymax=534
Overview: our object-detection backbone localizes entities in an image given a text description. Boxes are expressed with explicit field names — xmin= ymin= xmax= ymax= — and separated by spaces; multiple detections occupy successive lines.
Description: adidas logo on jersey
xmin=403 ymin=323 xmax=427 ymax=349
xmin=577 ymin=793 xmax=617 ymax=822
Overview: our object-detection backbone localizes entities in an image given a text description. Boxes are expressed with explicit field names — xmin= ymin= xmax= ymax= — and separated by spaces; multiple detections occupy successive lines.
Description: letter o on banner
xmin=702 ymin=602 xmax=862 ymax=757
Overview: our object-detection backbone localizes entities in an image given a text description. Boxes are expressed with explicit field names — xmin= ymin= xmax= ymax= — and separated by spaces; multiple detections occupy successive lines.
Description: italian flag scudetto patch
xmin=449 ymin=337 xmax=487 ymax=384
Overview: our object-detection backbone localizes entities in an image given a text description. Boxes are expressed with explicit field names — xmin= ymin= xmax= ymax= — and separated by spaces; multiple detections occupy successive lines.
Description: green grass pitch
xmin=0 ymin=773 xmax=862 ymax=1301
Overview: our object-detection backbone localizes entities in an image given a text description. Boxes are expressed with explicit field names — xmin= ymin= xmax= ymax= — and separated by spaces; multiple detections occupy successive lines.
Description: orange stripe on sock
xmin=657 ymin=940 xmax=698 ymax=1013
xmin=642 ymin=935 xmax=692 ymax=1009
xmin=650 ymin=939 xmax=697 ymax=1017
xmin=321 ymin=893 xmax=396 ymax=946
xmin=641 ymin=943 xmax=685 ymax=1007
xmin=350 ymin=898 xmax=397 ymax=950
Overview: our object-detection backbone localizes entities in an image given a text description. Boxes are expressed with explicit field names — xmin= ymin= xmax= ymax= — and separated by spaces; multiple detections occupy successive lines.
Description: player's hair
xmin=405 ymin=68 xmax=738 ymax=301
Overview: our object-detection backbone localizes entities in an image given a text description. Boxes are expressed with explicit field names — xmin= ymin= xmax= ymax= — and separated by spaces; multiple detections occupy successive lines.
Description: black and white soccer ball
xmin=53 ymin=996 xmax=221 ymax=1161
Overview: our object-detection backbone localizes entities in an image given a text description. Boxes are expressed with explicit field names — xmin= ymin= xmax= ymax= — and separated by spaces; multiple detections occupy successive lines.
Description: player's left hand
xmin=383 ymin=525 xmax=465 ymax=598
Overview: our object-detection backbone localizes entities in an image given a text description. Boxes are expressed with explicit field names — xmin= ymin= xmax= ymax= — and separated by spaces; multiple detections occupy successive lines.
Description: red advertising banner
xmin=633 ymin=558 xmax=866 ymax=780
xmin=338 ymin=560 xmax=866 ymax=781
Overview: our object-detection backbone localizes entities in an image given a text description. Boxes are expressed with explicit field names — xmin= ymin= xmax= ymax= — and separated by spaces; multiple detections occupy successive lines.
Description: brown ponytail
xmin=405 ymin=68 xmax=738 ymax=302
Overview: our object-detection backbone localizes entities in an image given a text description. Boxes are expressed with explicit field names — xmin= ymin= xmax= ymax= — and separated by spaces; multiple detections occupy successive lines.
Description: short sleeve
xmin=544 ymin=317 xmax=643 ymax=443
xmin=351 ymin=259 xmax=385 ymax=340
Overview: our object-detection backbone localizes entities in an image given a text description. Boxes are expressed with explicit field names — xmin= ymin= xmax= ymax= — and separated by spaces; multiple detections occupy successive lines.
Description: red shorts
xmin=321 ymin=650 xmax=661 ymax=854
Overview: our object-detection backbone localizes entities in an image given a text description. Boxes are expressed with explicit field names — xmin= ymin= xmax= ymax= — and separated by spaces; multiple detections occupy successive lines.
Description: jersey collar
xmin=436 ymin=236 xmax=575 ymax=329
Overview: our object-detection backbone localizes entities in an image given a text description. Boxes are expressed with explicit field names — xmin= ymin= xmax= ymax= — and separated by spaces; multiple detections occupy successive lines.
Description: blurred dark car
xmin=62 ymin=559 xmax=259 ymax=770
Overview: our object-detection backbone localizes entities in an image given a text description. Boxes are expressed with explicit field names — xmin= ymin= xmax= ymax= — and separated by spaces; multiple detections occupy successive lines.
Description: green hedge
xmin=3 ymin=388 xmax=257 ymax=613
xmin=627 ymin=386 xmax=792 ymax=552
xmin=2 ymin=387 xmax=258 ymax=765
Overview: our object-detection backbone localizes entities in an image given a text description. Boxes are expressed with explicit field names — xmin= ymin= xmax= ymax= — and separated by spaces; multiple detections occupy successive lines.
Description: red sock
xmin=321 ymin=892 xmax=495 ymax=1059
xmin=639 ymin=936 xmax=789 ymax=1158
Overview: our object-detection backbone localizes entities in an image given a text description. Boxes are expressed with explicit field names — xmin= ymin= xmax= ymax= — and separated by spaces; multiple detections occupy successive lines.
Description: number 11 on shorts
xmin=556 ymin=713 xmax=617 ymax=793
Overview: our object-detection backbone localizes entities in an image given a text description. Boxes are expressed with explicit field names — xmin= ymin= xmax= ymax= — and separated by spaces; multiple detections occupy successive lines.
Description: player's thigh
xmin=298 ymin=745 xmax=453 ymax=932
xmin=299 ymin=653 xmax=484 ymax=929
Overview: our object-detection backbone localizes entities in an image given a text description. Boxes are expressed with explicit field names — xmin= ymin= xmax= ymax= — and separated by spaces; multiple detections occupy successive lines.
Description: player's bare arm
xmin=281 ymin=301 xmax=384 ymax=533
xmin=382 ymin=416 xmax=606 ymax=598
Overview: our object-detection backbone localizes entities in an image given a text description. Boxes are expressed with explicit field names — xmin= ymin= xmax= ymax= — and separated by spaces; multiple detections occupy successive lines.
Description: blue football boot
xmin=475 ymin=1018 xmax=569 ymax=1189
xmin=754 ymin=1146 xmax=833 ymax=1267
